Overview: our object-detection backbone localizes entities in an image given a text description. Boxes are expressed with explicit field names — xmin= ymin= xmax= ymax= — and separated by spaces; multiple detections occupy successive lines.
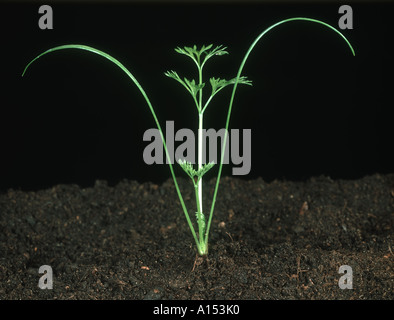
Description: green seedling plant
xmin=22 ymin=17 xmax=354 ymax=256
xmin=165 ymin=44 xmax=252 ymax=255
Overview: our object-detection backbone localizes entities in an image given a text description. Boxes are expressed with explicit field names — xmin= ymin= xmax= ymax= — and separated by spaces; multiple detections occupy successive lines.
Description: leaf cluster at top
xmin=164 ymin=44 xmax=252 ymax=113
xmin=174 ymin=44 xmax=229 ymax=69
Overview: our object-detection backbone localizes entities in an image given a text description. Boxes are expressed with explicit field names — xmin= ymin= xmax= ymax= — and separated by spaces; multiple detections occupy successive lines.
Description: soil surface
xmin=0 ymin=174 xmax=393 ymax=300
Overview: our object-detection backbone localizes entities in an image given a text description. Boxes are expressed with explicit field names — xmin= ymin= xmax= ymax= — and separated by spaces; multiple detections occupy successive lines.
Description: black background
xmin=1 ymin=1 xmax=393 ymax=192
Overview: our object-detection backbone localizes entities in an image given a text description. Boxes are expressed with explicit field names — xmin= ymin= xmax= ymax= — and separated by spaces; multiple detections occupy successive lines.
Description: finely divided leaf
xmin=184 ymin=78 xmax=205 ymax=98
xmin=165 ymin=70 xmax=205 ymax=108
xmin=196 ymin=161 xmax=215 ymax=178
xmin=178 ymin=160 xmax=215 ymax=181
xmin=209 ymin=76 xmax=252 ymax=96
xmin=164 ymin=70 xmax=190 ymax=93
xmin=174 ymin=44 xmax=229 ymax=68
xmin=201 ymin=45 xmax=229 ymax=67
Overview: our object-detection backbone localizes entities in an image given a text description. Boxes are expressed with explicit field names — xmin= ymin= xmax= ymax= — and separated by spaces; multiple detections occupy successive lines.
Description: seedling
xmin=22 ymin=17 xmax=354 ymax=256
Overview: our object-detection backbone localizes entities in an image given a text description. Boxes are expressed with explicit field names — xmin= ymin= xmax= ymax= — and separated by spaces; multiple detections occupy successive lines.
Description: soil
xmin=0 ymin=173 xmax=393 ymax=300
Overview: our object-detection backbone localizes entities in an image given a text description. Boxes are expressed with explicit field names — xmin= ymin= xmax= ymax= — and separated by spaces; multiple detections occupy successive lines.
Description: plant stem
xmin=198 ymin=112 xmax=203 ymax=214
xmin=196 ymin=59 xmax=208 ymax=255
xmin=21 ymin=44 xmax=203 ymax=254
xmin=193 ymin=181 xmax=205 ymax=255
xmin=198 ymin=63 xmax=204 ymax=205
xmin=203 ymin=17 xmax=355 ymax=250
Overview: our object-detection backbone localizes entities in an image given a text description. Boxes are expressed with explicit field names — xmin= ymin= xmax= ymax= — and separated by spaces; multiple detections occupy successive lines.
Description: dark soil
xmin=0 ymin=174 xmax=393 ymax=300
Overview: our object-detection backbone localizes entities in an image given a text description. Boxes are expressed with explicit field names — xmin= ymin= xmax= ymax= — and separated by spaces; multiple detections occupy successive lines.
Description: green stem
xmin=194 ymin=182 xmax=204 ymax=251
xmin=196 ymin=59 xmax=207 ymax=255
xmin=204 ymin=17 xmax=355 ymax=248
xmin=21 ymin=44 xmax=202 ymax=252
xmin=197 ymin=112 xmax=203 ymax=214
